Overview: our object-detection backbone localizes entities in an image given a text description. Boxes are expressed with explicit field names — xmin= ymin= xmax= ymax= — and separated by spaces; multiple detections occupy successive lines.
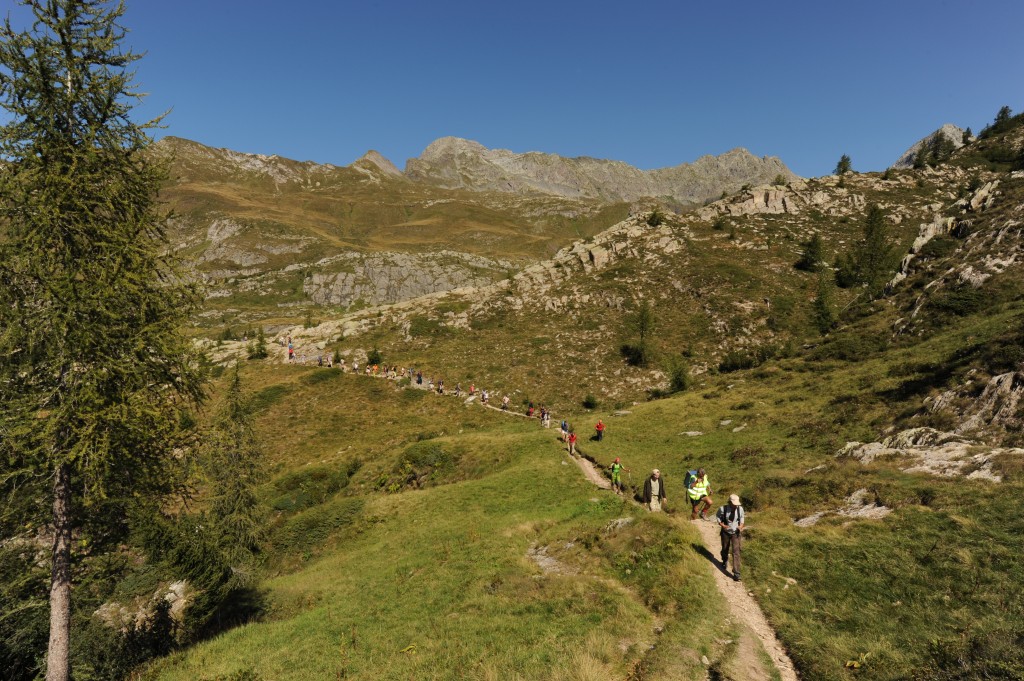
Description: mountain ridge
xmin=404 ymin=136 xmax=797 ymax=205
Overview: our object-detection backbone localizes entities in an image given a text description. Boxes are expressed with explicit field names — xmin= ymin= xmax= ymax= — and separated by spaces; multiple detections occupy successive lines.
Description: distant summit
xmin=404 ymin=137 xmax=798 ymax=206
xmin=891 ymin=124 xmax=968 ymax=169
xmin=354 ymin=150 xmax=402 ymax=176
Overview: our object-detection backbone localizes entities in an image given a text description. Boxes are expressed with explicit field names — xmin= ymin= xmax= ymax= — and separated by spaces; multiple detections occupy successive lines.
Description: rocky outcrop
xmin=404 ymin=137 xmax=797 ymax=205
xmin=303 ymin=251 xmax=510 ymax=306
xmin=927 ymin=372 xmax=1024 ymax=437
xmin=693 ymin=178 xmax=874 ymax=221
xmin=794 ymin=489 xmax=892 ymax=527
xmin=838 ymin=427 xmax=1021 ymax=481
xmin=891 ymin=124 xmax=967 ymax=169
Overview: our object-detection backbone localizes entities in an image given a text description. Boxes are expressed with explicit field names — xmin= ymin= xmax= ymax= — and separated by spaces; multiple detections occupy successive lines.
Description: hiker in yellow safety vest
xmin=688 ymin=468 xmax=713 ymax=520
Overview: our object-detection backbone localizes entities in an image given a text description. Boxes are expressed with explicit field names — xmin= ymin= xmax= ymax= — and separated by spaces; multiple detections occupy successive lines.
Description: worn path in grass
xmin=689 ymin=517 xmax=799 ymax=681
xmin=572 ymin=434 xmax=798 ymax=680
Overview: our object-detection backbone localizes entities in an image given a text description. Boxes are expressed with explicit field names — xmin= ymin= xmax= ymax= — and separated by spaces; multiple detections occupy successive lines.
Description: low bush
xmin=928 ymin=285 xmax=985 ymax=317
xmin=809 ymin=334 xmax=887 ymax=362
xmin=269 ymin=463 xmax=358 ymax=512
xmin=249 ymin=384 xmax=293 ymax=413
xmin=271 ymin=497 xmax=364 ymax=555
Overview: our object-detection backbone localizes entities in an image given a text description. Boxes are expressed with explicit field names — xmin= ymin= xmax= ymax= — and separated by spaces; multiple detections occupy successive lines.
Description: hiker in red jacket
xmin=568 ymin=431 xmax=578 ymax=457
xmin=595 ymin=419 xmax=605 ymax=441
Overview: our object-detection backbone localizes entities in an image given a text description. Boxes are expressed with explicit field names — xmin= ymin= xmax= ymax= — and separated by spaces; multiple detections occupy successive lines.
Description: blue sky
xmin=7 ymin=0 xmax=1024 ymax=176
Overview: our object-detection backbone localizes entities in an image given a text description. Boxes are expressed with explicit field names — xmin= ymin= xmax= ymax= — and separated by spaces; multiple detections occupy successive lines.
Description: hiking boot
xmin=699 ymin=510 xmax=707 ymax=520
xmin=733 ymin=573 xmax=741 ymax=582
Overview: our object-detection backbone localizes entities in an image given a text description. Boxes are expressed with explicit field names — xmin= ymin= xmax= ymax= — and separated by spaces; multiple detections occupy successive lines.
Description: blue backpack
xmin=683 ymin=469 xmax=699 ymax=489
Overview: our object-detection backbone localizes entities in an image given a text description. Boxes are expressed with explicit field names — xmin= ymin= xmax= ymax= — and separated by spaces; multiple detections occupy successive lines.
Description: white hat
xmin=729 ymin=494 xmax=741 ymax=505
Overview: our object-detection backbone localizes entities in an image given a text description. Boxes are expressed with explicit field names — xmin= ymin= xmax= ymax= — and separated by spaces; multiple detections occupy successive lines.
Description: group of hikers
xmin=280 ymin=334 xmax=744 ymax=581
xmin=607 ymin=457 xmax=743 ymax=581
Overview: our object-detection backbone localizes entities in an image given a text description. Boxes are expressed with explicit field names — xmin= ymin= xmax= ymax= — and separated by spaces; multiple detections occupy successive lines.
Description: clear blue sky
xmin=7 ymin=0 xmax=1024 ymax=176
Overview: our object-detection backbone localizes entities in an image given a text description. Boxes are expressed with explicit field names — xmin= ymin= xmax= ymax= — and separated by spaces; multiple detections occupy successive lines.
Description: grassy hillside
xmin=143 ymin=363 xmax=763 ymax=681
xmin=6 ymin=122 xmax=1023 ymax=680
xmin=155 ymin=124 xmax=1024 ymax=680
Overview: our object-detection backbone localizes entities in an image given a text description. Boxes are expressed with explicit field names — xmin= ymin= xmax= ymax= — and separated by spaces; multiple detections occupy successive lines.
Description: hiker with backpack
xmin=609 ymin=457 xmax=630 ymax=495
xmin=717 ymin=494 xmax=745 ymax=581
xmin=595 ymin=419 xmax=605 ymax=441
xmin=642 ymin=469 xmax=667 ymax=512
xmin=686 ymin=468 xmax=713 ymax=520
xmin=567 ymin=430 xmax=578 ymax=457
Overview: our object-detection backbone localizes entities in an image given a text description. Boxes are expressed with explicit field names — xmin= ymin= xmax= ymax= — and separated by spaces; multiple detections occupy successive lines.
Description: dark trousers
xmin=720 ymin=530 xmax=742 ymax=575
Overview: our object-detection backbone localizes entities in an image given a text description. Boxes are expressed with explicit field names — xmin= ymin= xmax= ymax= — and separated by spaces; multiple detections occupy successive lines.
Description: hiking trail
xmin=688 ymin=517 xmax=799 ymax=681
xmin=568 ymin=440 xmax=798 ymax=680
xmin=570 ymin=452 xmax=611 ymax=489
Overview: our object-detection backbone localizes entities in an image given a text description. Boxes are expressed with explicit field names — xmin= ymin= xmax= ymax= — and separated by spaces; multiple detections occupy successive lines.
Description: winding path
xmin=566 ymin=440 xmax=798 ymax=680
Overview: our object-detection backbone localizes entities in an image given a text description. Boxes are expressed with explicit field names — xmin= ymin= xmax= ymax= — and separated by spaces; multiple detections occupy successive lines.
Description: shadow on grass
xmin=693 ymin=542 xmax=731 ymax=578
xmin=196 ymin=586 xmax=268 ymax=641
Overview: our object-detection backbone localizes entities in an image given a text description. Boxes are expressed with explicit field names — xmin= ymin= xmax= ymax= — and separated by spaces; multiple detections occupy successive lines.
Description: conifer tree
xmin=834 ymin=154 xmax=852 ymax=176
xmin=834 ymin=203 xmax=896 ymax=298
xmin=622 ymin=300 xmax=657 ymax=367
xmin=0 ymin=3 xmax=204 ymax=678
xmin=812 ymin=273 xmax=837 ymax=334
xmin=203 ymin=364 xmax=266 ymax=567
xmin=795 ymin=232 xmax=826 ymax=272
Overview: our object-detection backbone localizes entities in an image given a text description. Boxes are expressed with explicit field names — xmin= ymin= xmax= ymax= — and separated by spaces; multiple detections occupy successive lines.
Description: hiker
xmin=595 ymin=419 xmax=605 ymax=441
xmin=717 ymin=494 xmax=745 ymax=581
xmin=567 ymin=430 xmax=578 ymax=457
xmin=560 ymin=420 xmax=569 ymax=442
xmin=526 ymin=403 xmax=534 ymax=417
xmin=416 ymin=371 xmax=423 ymax=385
xmin=687 ymin=468 xmax=713 ymax=520
xmin=609 ymin=457 xmax=630 ymax=495
xmin=469 ymin=383 xmax=475 ymax=395
xmin=352 ymin=361 xmax=359 ymax=373
xmin=288 ymin=342 xmax=294 ymax=361
xmin=643 ymin=469 xmax=667 ymax=512
xmin=455 ymin=383 xmax=462 ymax=397
xmin=340 ymin=358 xmax=347 ymax=371
xmin=501 ymin=395 xmax=510 ymax=411
xmin=481 ymin=389 xmax=489 ymax=404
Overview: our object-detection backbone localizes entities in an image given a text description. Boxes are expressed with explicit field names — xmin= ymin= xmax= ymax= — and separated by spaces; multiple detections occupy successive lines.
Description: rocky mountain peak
xmin=354 ymin=150 xmax=402 ymax=176
xmin=417 ymin=136 xmax=489 ymax=162
xmin=891 ymin=123 xmax=967 ymax=169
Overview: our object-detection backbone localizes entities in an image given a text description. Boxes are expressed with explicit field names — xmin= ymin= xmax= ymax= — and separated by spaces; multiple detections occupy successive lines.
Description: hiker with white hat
xmin=642 ymin=469 xmax=666 ymax=512
xmin=716 ymin=494 xmax=745 ymax=581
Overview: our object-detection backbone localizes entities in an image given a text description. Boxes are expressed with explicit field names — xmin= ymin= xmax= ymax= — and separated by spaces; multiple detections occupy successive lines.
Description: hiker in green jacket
xmin=609 ymin=457 xmax=630 ymax=495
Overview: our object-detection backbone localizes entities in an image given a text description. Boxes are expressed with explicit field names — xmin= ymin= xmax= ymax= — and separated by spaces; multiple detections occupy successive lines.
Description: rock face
xmin=839 ymin=427 xmax=1021 ymax=482
xmin=891 ymin=124 xmax=967 ymax=169
xmin=353 ymin=150 xmax=403 ymax=176
xmin=404 ymin=137 xmax=797 ymax=205
xmin=303 ymin=251 xmax=510 ymax=306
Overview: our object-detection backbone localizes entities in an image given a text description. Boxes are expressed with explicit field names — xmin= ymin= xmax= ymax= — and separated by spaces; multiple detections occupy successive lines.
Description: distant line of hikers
xmin=280 ymin=334 xmax=744 ymax=581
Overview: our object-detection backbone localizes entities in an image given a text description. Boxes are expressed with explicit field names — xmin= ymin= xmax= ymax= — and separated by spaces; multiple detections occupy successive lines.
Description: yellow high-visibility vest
xmin=687 ymin=475 xmax=710 ymax=500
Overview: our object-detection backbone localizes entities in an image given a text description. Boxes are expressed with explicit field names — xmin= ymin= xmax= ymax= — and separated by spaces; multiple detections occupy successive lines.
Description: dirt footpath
xmin=690 ymin=518 xmax=799 ymax=681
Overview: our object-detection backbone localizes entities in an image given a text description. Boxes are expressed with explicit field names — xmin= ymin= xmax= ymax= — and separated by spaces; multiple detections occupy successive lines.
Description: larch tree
xmin=0 ymin=2 xmax=204 ymax=679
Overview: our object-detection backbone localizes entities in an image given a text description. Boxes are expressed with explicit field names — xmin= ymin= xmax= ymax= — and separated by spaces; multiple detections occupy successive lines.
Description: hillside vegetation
xmin=4 ymin=113 xmax=1024 ymax=680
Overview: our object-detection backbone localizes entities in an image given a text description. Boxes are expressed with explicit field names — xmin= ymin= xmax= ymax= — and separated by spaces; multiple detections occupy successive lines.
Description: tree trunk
xmin=45 ymin=463 xmax=72 ymax=681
